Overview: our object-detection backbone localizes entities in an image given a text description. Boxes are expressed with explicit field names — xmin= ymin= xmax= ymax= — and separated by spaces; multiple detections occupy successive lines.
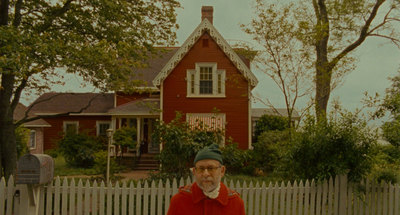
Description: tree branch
xmin=12 ymin=0 xmax=22 ymax=27
xmin=0 ymin=0 xmax=9 ymax=26
xmin=330 ymin=0 xmax=385 ymax=69
xmin=39 ymin=0 xmax=74 ymax=32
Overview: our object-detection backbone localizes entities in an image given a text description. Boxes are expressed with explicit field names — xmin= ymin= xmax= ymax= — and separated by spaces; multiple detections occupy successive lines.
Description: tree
xmin=0 ymin=0 xmax=180 ymax=178
xmin=246 ymin=0 xmax=400 ymax=120
xmin=380 ymin=69 xmax=400 ymax=147
xmin=253 ymin=114 xmax=288 ymax=142
xmin=243 ymin=2 xmax=314 ymax=125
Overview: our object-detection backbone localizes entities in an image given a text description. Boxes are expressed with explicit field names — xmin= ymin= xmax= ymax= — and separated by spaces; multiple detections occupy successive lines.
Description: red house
xmin=28 ymin=6 xmax=258 ymax=153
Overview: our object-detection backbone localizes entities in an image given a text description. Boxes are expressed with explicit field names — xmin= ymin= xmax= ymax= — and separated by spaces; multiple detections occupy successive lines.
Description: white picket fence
xmin=1 ymin=175 xmax=400 ymax=215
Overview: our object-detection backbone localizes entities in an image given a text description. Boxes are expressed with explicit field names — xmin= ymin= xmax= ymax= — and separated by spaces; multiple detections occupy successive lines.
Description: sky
xmin=22 ymin=0 xmax=400 ymax=122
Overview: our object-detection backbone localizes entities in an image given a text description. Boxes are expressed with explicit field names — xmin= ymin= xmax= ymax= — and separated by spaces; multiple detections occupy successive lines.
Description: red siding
xmin=162 ymin=33 xmax=250 ymax=149
xmin=42 ymin=116 xmax=111 ymax=151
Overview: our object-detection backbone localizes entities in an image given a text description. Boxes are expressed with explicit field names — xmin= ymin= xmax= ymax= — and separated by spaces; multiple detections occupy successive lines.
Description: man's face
xmin=193 ymin=159 xmax=225 ymax=192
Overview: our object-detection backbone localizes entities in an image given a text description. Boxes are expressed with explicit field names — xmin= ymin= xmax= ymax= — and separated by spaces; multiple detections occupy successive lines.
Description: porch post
xmin=136 ymin=117 xmax=141 ymax=156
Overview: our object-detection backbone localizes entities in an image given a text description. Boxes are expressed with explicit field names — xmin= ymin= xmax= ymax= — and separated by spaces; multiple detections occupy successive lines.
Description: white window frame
xmin=186 ymin=62 xmax=226 ymax=97
xmin=96 ymin=121 xmax=111 ymax=136
xmin=29 ymin=130 xmax=36 ymax=149
xmin=63 ymin=121 xmax=79 ymax=135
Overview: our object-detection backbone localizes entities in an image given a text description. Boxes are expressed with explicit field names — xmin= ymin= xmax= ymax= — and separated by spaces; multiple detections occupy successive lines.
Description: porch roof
xmin=108 ymin=98 xmax=160 ymax=116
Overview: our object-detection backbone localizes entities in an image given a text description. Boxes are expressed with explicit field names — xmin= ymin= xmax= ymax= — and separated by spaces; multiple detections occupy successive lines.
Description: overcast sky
xmin=23 ymin=0 xmax=400 ymax=120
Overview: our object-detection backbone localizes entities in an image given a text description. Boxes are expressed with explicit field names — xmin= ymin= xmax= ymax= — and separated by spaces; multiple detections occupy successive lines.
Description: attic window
xmin=186 ymin=63 xmax=225 ymax=98
xmin=202 ymin=39 xmax=209 ymax=47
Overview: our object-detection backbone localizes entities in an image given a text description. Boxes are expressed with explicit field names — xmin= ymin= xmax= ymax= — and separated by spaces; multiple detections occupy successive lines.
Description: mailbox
xmin=16 ymin=154 xmax=54 ymax=184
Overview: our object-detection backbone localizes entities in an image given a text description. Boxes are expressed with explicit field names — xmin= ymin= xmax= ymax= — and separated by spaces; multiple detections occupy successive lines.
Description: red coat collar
xmin=191 ymin=182 xmax=229 ymax=206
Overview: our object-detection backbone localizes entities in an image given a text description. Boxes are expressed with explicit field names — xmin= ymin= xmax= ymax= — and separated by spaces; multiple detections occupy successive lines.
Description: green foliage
xmin=44 ymin=149 xmax=58 ymax=158
xmin=93 ymin=150 xmax=121 ymax=181
xmin=113 ymin=126 xmax=137 ymax=149
xmin=283 ymin=112 xmax=376 ymax=182
xmin=57 ymin=133 xmax=104 ymax=168
xmin=15 ymin=127 xmax=29 ymax=158
xmin=251 ymin=130 xmax=291 ymax=175
xmin=152 ymin=113 xmax=223 ymax=179
xmin=0 ymin=0 xmax=180 ymax=176
xmin=381 ymin=119 xmax=400 ymax=147
xmin=380 ymin=71 xmax=400 ymax=147
xmin=245 ymin=0 xmax=400 ymax=117
xmin=253 ymin=114 xmax=289 ymax=142
xmin=221 ymin=143 xmax=251 ymax=175
xmin=369 ymin=144 xmax=400 ymax=183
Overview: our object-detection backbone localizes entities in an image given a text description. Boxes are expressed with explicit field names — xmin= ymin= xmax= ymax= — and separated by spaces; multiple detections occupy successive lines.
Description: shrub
xmin=283 ymin=112 xmax=376 ymax=182
xmin=113 ymin=126 xmax=137 ymax=158
xmin=369 ymin=144 xmax=400 ymax=183
xmin=57 ymin=133 xmax=104 ymax=168
xmin=15 ymin=126 xmax=29 ymax=158
xmin=253 ymin=114 xmax=289 ymax=142
xmin=251 ymin=130 xmax=291 ymax=175
xmin=381 ymin=119 xmax=400 ymax=147
xmin=44 ymin=149 xmax=59 ymax=158
xmin=152 ymin=113 xmax=223 ymax=179
xmin=221 ymin=143 xmax=251 ymax=175
xmin=93 ymin=150 xmax=121 ymax=180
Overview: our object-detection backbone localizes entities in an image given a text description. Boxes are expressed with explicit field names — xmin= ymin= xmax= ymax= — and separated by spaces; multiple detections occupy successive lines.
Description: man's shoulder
xmin=178 ymin=184 xmax=193 ymax=194
xmin=222 ymin=184 xmax=242 ymax=200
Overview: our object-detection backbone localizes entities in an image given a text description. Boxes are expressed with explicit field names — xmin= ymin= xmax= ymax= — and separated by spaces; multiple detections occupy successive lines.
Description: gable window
xmin=97 ymin=121 xmax=111 ymax=137
xmin=63 ymin=121 xmax=79 ymax=135
xmin=187 ymin=63 xmax=225 ymax=97
xmin=29 ymin=130 xmax=36 ymax=149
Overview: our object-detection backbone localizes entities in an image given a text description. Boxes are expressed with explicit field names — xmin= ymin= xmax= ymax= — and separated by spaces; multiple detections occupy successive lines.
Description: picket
xmin=2 ymin=175 xmax=400 ymax=215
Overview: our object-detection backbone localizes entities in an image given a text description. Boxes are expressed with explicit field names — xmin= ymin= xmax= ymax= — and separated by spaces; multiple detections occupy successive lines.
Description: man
xmin=167 ymin=144 xmax=246 ymax=215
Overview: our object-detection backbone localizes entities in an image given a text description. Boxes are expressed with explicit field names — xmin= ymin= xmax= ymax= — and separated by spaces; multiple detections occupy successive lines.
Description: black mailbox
xmin=16 ymin=154 xmax=54 ymax=184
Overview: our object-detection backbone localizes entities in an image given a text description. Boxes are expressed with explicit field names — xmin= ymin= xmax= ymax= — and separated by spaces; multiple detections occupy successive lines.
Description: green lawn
xmin=54 ymin=156 xmax=97 ymax=176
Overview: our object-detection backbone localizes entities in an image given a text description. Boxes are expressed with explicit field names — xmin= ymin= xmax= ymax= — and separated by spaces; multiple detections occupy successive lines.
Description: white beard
xmin=202 ymin=182 xmax=220 ymax=199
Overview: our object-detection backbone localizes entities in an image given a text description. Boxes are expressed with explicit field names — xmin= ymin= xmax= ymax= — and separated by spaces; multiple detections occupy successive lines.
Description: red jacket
xmin=167 ymin=182 xmax=245 ymax=215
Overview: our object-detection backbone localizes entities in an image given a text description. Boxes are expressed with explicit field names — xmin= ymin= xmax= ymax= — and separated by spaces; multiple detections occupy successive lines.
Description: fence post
xmin=338 ymin=175 xmax=348 ymax=215
xmin=15 ymin=184 xmax=43 ymax=215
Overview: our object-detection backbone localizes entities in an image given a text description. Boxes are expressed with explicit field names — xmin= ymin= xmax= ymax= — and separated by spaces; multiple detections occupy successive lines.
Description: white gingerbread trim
xmin=152 ymin=19 xmax=258 ymax=88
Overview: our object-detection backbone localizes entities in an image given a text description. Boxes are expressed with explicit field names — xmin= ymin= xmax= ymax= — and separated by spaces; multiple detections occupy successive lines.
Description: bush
xmin=253 ymin=114 xmax=289 ymax=142
xmin=221 ymin=143 xmax=252 ymax=175
xmin=15 ymin=126 xmax=29 ymax=158
xmin=251 ymin=130 xmax=291 ymax=175
xmin=93 ymin=150 xmax=121 ymax=180
xmin=152 ymin=113 xmax=223 ymax=179
xmin=57 ymin=133 xmax=104 ymax=168
xmin=113 ymin=126 xmax=137 ymax=158
xmin=44 ymin=149 xmax=59 ymax=158
xmin=282 ymin=113 xmax=376 ymax=182
xmin=369 ymin=144 xmax=400 ymax=183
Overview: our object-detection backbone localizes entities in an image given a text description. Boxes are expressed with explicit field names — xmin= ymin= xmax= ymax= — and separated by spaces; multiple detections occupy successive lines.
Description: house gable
xmin=152 ymin=18 xmax=258 ymax=88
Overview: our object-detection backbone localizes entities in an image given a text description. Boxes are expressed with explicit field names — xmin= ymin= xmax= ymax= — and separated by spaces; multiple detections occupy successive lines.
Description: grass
xmin=54 ymin=155 xmax=97 ymax=176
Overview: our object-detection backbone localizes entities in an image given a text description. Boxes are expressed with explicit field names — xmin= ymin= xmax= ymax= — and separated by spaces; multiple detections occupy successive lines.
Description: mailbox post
xmin=16 ymin=154 xmax=54 ymax=215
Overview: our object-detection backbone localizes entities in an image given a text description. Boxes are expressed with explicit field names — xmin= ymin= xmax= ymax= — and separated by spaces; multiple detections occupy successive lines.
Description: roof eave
xmin=152 ymin=18 xmax=258 ymax=88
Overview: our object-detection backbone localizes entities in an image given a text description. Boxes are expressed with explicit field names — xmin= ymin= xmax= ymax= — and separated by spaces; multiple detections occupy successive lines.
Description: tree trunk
xmin=0 ymin=119 xmax=17 ymax=179
xmin=315 ymin=65 xmax=332 ymax=119
xmin=0 ymin=73 xmax=17 ymax=179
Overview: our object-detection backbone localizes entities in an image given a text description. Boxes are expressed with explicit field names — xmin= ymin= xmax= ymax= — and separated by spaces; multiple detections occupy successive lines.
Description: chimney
xmin=201 ymin=6 xmax=213 ymax=24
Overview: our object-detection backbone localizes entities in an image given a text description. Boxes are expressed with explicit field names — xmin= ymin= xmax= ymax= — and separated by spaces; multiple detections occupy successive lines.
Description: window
xmin=97 ymin=121 xmax=111 ymax=136
xmin=186 ymin=113 xmax=226 ymax=144
xmin=29 ymin=130 xmax=36 ymax=149
xmin=63 ymin=121 xmax=79 ymax=135
xmin=187 ymin=63 xmax=225 ymax=97
xmin=200 ymin=67 xmax=213 ymax=94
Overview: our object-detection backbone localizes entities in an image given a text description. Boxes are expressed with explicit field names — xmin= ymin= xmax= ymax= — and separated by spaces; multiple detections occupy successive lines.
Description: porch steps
xmin=135 ymin=153 xmax=159 ymax=170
